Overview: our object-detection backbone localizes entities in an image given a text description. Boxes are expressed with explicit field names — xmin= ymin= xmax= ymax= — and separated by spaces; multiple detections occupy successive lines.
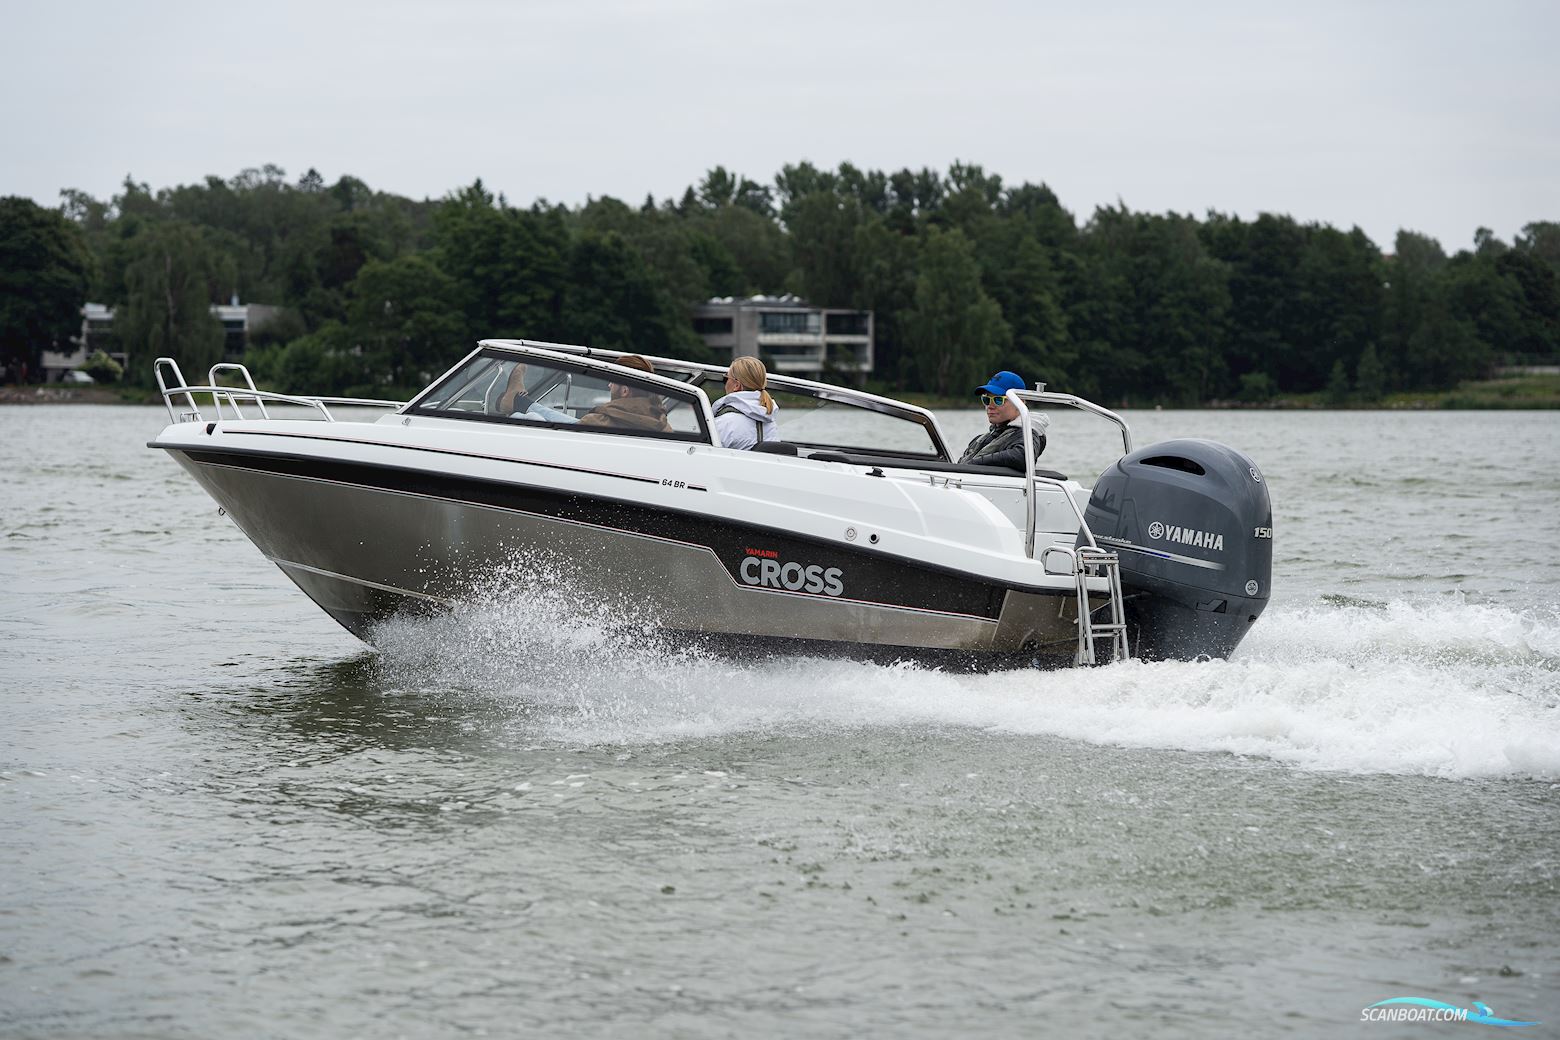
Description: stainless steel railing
xmin=1007 ymin=388 xmax=1135 ymax=664
xmin=1006 ymin=389 xmax=1132 ymax=560
xmin=154 ymin=358 xmax=404 ymax=425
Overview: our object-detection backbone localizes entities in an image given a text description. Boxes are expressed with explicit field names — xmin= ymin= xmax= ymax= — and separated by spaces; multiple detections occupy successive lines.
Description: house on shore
xmin=40 ymin=299 xmax=280 ymax=382
xmin=691 ymin=295 xmax=873 ymax=382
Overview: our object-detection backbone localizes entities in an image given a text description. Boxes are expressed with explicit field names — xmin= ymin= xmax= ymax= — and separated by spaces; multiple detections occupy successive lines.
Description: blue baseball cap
xmin=977 ymin=371 xmax=1026 ymax=396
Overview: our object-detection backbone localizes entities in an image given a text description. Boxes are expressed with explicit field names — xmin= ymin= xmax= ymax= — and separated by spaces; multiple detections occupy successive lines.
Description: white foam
xmin=370 ymin=581 xmax=1560 ymax=781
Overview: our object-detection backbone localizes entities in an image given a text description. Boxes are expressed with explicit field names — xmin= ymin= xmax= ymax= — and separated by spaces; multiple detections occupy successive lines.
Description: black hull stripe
xmin=167 ymin=443 xmax=1043 ymax=620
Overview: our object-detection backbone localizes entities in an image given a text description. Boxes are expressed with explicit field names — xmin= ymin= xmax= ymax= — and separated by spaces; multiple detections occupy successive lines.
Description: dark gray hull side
xmin=169 ymin=450 xmax=1088 ymax=658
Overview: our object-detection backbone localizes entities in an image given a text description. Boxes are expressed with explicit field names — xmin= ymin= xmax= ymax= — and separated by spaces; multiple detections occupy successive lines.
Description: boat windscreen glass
xmin=696 ymin=376 xmax=944 ymax=459
xmin=409 ymin=351 xmax=709 ymax=442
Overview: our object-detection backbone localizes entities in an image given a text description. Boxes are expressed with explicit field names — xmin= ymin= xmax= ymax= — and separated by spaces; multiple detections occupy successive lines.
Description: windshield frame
xmin=405 ymin=344 xmax=716 ymax=444
xmin=475 ymin=338 xmax=954 ymax=462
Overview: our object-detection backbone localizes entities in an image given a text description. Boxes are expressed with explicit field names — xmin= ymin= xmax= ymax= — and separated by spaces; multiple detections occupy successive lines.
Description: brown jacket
xmin=578 ymin=394 xmax=673 ymax=433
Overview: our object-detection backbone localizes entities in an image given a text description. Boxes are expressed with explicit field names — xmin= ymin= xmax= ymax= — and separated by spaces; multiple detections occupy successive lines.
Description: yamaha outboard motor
xmin=1082 ymin=439 xmax=1272 ymax=661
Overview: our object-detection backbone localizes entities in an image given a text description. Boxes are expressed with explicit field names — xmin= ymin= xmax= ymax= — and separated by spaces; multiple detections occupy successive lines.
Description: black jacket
xmin=958 ymin=422 xmax=1047 ymax=471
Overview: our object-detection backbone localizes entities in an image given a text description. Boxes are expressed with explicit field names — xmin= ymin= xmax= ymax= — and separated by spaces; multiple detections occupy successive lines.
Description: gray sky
xmin=5 ymin=0 xmax=1555 ymax=251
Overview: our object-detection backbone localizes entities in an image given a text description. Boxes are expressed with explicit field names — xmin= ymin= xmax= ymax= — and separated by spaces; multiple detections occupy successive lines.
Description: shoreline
xmin=5 ymin=371 xmax=1558 ymax=410
xmin=887 ymin=372 xmax=1560 ymax=411
xmin=0 ymin=387 xmax=150 ymax=405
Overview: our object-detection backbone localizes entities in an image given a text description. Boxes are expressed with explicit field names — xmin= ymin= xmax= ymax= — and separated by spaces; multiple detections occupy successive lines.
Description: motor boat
xmin=149 ymin=341 xmax=1272 ymax=666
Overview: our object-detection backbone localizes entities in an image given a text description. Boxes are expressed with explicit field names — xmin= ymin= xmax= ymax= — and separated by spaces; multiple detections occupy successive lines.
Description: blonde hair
xmin=728 ymin=356 xmax=774 ymax=414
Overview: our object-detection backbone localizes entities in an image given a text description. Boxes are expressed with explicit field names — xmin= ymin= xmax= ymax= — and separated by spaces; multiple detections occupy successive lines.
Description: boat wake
xmin=370 ymin=574 xmax=1560 ymax=781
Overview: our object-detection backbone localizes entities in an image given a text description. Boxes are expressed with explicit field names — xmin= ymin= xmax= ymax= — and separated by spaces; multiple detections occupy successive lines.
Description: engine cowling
xmin=1081 ymin=439 xmax=1272 ymax=661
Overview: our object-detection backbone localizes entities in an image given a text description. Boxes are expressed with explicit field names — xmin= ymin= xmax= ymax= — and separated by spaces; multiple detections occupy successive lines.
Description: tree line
xmin=2 ymin=162 xmax=1556 ymax=403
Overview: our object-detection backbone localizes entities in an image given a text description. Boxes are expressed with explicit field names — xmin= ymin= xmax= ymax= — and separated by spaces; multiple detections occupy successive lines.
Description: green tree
xmin=1199 ymin=213 xmax=1304 ymax=394
xmin=697 ymin=204 xmax=789 ymax=293
xmin=161 ymin=165 xmax=341 ymax=305
xmin=978 ymin=220 xmax=1071 ymax=385
xmin=1324 ymin=359 xmax=1351 ymax=405
xmin=1404 ymin=297 xmax=1484 ymax=388
xmin=345 ymin=255 xmax=466 ymax=388
xmin=939 ymin=161 xmax=1003 ymax=235
xmin=1381 ymin=230 xmax=1446 ymax=388
xmin=695 ymin=166 xmax=773 ymax=216
xmin=79 ymin=350 xmax=124 ymax=383
xmin=1072 ymin=207 xmax=1228 ymax=403
xmin=1492 ymin=249 xmax=1559 ymax=360
xmin=578 ymin=196 xmax=712 ymax=306
xmin=1473 ymin=227 xmax=1508 ymax=258
xmin=902 ymin=227 xmax=1010 ymax=396
xmin=1291 ymin=226 xmax=1383 ymax=391
xmin=1441 ymin=253 xmax=1524 ymax=365
xmin=48 ymin=157 xmax=1557 ymax=402
xmin=246 ymin=323 xmax=359 ymax=395
xmin=774 ymin=161 xmax=837 ymax=209
xmin=1355 ymin=342 xmax=1385 ymax=402
xmin=0 ymin=196 xmax=94 ymax=378
xmin=1517 ymin=221 xmax=1560 ymax=271
xmin=887 ymin=167 xmax=945 ymax=226
xmin=560 ymin=231 xmax=705 ymax=358
xmin=117 ymin=222 xmax=232 ymax=380
xmin=67 ymin=179 xmax=167 ymax=309
xmin=834 ymin=162 xmax=891 ymax=215
xmin=1236 ymin=371 xmax=1275 ymax=403
xmin=687 ymin=232 xmax=744 ymax=297
xmin=784 ymin=190 xmax=864 ymax=306
xmin=852 ymin=218 xmax=921 ymax=385
xmin=434 ymin=182 xmax=568 ymax=338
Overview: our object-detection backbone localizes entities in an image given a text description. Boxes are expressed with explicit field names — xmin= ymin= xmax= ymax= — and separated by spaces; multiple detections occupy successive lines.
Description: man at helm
xmin=958 ymin=369 xmax=1048 ymax=471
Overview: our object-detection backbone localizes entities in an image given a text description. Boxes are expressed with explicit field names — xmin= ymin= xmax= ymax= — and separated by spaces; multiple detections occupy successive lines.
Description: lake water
xmin=2 ymin=404 xmax=1557 ymax=1038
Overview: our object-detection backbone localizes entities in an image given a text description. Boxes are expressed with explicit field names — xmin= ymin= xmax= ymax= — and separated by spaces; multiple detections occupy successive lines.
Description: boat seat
xmin=752 ymin=441 xmax=801 ymax=456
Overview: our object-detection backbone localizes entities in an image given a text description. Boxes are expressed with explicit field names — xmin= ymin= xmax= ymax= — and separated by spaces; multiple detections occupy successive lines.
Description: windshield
xmin=458 ymin=341 xmax=949 ymax=459
xmin=410 ymin=350 xmax=710 ymax=442
xmin=698 ymin=376 xmax=944 ymax=458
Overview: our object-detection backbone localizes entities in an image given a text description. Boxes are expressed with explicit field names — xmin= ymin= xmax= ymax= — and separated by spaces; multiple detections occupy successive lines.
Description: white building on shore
xmin=40 ymin=300 xmax=280 ymax=382
xmin=691 ymin=295 xmax=873 ymax=381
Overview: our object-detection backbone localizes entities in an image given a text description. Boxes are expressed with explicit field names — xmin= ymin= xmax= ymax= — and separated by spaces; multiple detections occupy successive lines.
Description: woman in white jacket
xmin=712 ymin=356 xmax=779 ymax=449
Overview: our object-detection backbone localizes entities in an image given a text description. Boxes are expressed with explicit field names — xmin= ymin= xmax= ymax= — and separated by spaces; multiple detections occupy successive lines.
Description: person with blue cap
xmin=958 ymin=370 xmax=1047 ymax=470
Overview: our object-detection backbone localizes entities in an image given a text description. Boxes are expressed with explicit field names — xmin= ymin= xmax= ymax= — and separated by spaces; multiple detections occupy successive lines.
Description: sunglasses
xmin=980 ymin=394 xmax=1009 ymax=406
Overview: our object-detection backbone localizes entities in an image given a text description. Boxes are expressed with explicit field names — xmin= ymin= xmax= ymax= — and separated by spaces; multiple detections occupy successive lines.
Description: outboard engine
xmin=1082 ymin=439 xmax=1272 ymax=661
